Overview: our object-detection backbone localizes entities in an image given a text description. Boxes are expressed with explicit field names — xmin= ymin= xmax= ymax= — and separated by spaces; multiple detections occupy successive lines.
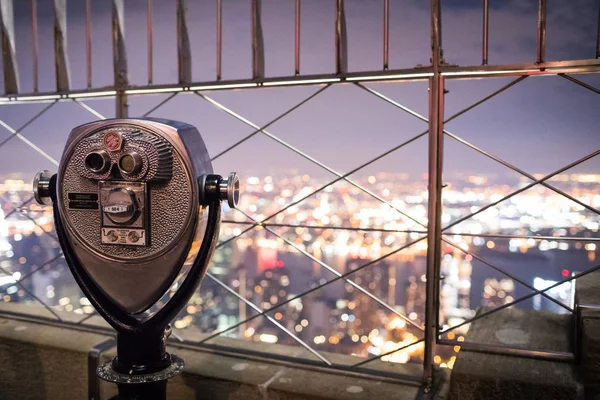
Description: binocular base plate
xmin=97 ymin=354 xmax=185 ymax=384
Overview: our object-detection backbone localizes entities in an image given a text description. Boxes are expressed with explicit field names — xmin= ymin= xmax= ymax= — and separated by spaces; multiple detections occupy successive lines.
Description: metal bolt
xmin=219 ymin=172 xmax=240 ymax=209
xmin=33 ymin=170 xmax=54 ymax=206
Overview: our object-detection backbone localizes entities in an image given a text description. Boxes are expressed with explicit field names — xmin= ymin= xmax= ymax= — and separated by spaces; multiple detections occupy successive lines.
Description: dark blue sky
xmin=0 ymin=0 xmax=598 ymax=180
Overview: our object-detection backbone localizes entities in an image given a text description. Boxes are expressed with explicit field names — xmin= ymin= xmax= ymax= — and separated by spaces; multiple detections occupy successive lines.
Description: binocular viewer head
xmin=33 ymin=118 xmax=238 ymax=317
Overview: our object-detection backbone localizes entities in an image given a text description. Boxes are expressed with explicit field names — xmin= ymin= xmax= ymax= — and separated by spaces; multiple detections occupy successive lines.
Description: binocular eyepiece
xmin=32 ymin=118 xmax=240 ymax=398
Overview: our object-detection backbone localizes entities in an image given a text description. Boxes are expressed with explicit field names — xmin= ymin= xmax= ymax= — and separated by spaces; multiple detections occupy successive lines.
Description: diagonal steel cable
xmin=142 ymin=93 xmax=179 ymax=117
xmin=211 ymin=130 xmax=427 ymax=251
xmin=0 ymin=101 xmax=59 ymax=166
xmin=352 ymin=337 xmax=425 ymax=368
xmin=357 ymin=80 xmax=599 ymax=215
xmin=443 ymin=148 xmax=600 ymax=232
xmin=0 ymin=252 xmax=64 ymax=298
xmin=208 ymin=79 xmax=528 ymax=253
xmin=205 ymin=272 xmax=333 ymax=365
xmin=200 ymin=235 xmax=427 ymax=344
xmin=440 ymin=261 xmax=600 ymax=336
xmin=559 ymin=74 xmax=600 ymax=96
xmin=0 ymin=261 xmax=63 ymax=321
xmin=441 ymin=236 xmax=573 ymax=313
xmin=1 ymin=194 xmax=58 ymax=242
xmin=210 ymin=84 xmax=332 ymax=161
xmin=195 ymin=91 xmax=427 ymax=229
xmin=236 ymin=207 xmax=424 ymax=331
xmin=445 ymin=132 xmax=600 ymax=215
xmin=73 ymin=99 xmax=107 ymax=120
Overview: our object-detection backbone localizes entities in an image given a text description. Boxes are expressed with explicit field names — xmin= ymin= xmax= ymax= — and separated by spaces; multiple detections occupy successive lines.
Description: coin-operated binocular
xmin=33 ymin=118 xmax=239 ymax=399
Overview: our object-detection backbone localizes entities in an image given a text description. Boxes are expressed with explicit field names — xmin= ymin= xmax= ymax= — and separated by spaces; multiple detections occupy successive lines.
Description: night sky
xmin=0 ymin=0 xmax=598 ymax=180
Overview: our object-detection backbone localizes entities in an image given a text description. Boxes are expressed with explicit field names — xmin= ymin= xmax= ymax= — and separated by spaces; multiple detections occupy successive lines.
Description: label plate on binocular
xmin=101 ymin=228 xmax=146 ymax=246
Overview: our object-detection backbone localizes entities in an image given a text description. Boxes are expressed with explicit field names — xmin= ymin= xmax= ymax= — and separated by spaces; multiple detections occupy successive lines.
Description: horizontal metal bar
xmin=221 ymin=219 xmax=428 ymax=234
xmin=438 ymin=339 xmax=574 ymax=363
xmin=352 ymin=338 xmax=425 ymax=368
xmin=443 ymin=232 xmax=600 ymax=242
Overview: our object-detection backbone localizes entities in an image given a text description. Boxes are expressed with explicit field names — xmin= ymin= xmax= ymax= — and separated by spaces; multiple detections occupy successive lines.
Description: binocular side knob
xmin=200 ymin=172 xmax=239 ymax=209
xmin=33 ymin=170 xmax=54 ymax=206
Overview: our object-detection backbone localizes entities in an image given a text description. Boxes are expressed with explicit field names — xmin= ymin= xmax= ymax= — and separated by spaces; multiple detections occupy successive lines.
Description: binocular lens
xmin=119 ymin=152 xmax=142 ymax=175
xmin=85 ymin=151 xmax=109 ymax=173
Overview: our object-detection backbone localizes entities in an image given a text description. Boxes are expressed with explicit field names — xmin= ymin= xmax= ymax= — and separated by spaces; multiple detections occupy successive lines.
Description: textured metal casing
xmin=56 ymin=118 xmax=213 ymax=314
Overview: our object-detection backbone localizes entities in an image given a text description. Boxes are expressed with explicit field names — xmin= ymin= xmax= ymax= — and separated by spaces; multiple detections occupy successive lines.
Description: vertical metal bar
xmin=53 ymin=0 xmax=70 ymax=92
xmin=251 ymin=0 xmax=265 ymax=79
xmin=85 ymin=0 xmax=92 ymax=88
xmin=423 ymin=0 xmax=444 ymax=390
xmin=596 ymin=0 xmax=600 ymax=59
xmin=31 ymin=0 xmax=39 ymax=92
xmin=0 ymin=0 xmax=19 ymax=95
xmin=537 ymin=0 xmax=546 ymax=63
xmin=176 ymin=0 xmax=192 ymax=85
xmin=217 ymin=0 xmax=222 ymax=80
xmin=482 ymin=0 xmax=489 ymax=65
xmin=295 ymin=0 xmax=301 ymax=75
xmin=383 ymin=0 xmax=389 ymax=70
xmin=112 ymin=0 xmax=128 ymax=118
xmin=147 ymin=0 xmax=153 ymax=84
xmin=335 ymin=0 xmax=348 ymax=74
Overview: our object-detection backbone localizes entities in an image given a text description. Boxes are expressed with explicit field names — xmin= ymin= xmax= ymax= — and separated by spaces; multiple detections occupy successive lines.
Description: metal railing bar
xmin=216 ymin=0 xmax=222 ymax=80
xmin=209 ymin=84 xmax=331 ymax=161
xmin=197 ymin=92 xmax=426 ymax=228
xmin=85 ymin=0 xmax=92 ymax=88
xmin=482 ymin=0 xmax=489 ymax=65
xmin=438 ymin=339 xmax=574 ymax=362
xmin=0 ymin=263 xmax=63 ymax=321
xmin=440 ymin=262 xmax=600 ymax=335
xmin=147 ymin=0 xmax=153 ymax=84
xmin=443 ymin=148 xmax=600 ymax=232
xmin=200 ymin=235 xmax=427 ymax=343
xmin=443 ymin=232 xmax=600 ymax=242
xmin=537 ymin=0 xmax=547 ymax=64
xmin=383 ymin=0 xmax=389 ymax=70
xmin=76 ymin=311 xmax=96 ymax=325
xmin=442 ymin=236 xmax=574 ymax=313
xmin=597 ymin=0 xmax=600 ymax=59
xmin=2 ymin=197 xmax=34 ymax=220
xmin=215 ymin=224 xmax=258 ymax=249
xmin=236 ymin=208 xmax=425 ymax=331
xmin=352 ymin=337 xmax=425 ymax=368
xmin=73 ymin=99 xmax=106 ymax=120
xmin=141 ymin=92 xmax=179 ymax=118
xmin=221 ymin=219 xmax=428 ymax=234
xmin=205 ymin=272 xmax=333 ymax=365
xmin=295 ymin=0 xmax=300 ymax=75
xmin=444 ymin=131 xmax=600 ymax=216
xmin=560 ymin=73 xmax=600 ymax=96
xmin=31 ymin=0 xmax=38 ymax=92
xmin=335 ymin=0 xmax=348 ymax=75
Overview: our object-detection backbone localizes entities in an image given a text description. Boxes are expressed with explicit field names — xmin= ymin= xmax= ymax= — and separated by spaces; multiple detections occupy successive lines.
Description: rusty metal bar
xmin=537 ymin=0 xmax=546 ymax=63
xmin=295 ymin=0 xmax=301 ymax=75
xmin=176 ymin=0 xmax=191 ymax=85
xmin=112 ymin=0 xmax=128 ymax=118
xmin=483 ymin=0 xmax=489 ymax=65
xmin=0 ymin=0 xmax=19 ymax=94
xmin=147 ymin=0 xmax=153 ymax=84
xmin=384 ymin=0 xmax=389 ymax=70
xmin=217 ymin=0 xmax=222 ymax=80
xmin=597 ymin=1 xmax=600 ymax=58
xmin=335 ymin=0 xmax=348 ymax=74
xmin=32 ymin=0 xmax=39 ymax=92
xmin=85 ymin=0 xmax=92 ymax=88
xmin=53 ymin=0 xmax=70 ymax=92
xmin=251 ymin=0 xmax=265 ymax=79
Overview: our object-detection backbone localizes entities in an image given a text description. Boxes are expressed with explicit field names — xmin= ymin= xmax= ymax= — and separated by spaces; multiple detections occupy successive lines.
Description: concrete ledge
xmin=449 ymin=307 xmax=581 ymax=400
xmin=0 ymin=312 xmax=424 ymax=400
